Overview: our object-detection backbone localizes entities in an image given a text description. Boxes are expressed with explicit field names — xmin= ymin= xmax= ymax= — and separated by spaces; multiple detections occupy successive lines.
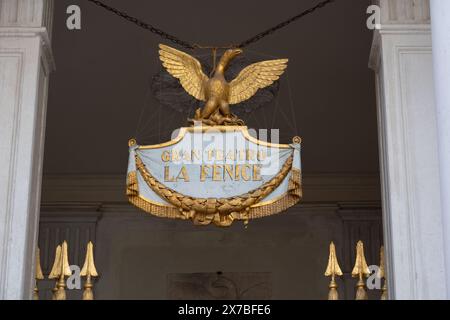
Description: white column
xmin=0 ymin=0 xmax=54 ymax=299
xmin=370 ymin=0 xmax=447 ymax=299
xmin=431 ymin=0 xmax=450 ymax=298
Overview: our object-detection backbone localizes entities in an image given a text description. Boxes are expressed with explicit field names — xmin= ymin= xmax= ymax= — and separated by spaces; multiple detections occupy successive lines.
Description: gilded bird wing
xmin=229 ymin=59 xmax=288 ymax=105
xmin=159 ymin=44 xmax=208 ymax=101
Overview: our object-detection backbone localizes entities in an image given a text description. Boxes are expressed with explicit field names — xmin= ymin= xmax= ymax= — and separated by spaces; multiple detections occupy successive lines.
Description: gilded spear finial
xmin=351 ymin=240 xmax=370 ymax=300
xmin=80 ymin=241 xmax=98 ymax=300
xmin=48 ymin=245 xmax=61 ymax=300
xmin=324 ymin=241 xmax=343 ymax=300
xmin=48 ymin=241 xmax=71 ymax=300
xmin=33 ymin=247 xmax=44 ymax=300
xmin=378 ymin=246 xmax=388 ymax=300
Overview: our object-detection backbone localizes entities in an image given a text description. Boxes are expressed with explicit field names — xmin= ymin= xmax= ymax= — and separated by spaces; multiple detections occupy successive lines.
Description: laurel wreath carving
xmin=134 ymin=153 xmax=294 ymax=226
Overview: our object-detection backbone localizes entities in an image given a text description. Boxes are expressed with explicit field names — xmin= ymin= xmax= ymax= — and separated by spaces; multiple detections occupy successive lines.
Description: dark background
xmin=43 ymin=0 xmax=378 ymax=175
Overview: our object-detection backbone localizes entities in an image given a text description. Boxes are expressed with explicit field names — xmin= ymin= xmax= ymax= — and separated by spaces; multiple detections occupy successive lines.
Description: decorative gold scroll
xmin=127 ymin=154 xmax=301 ymax=227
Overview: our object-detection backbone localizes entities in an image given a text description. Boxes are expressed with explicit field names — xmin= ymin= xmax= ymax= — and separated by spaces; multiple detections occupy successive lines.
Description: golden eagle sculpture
xmin=159 ymin=44 xmax=288 ymax=126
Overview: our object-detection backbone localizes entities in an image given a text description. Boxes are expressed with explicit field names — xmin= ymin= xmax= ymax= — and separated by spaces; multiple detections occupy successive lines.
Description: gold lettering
xmin=176 ymin=166 xmax=189 ymax=181
xmin=182 ymin=151 xmax=191 ymax=162
xmin=216 ymin=150 xmax=224 ymax=161
xmin=224 ymin=165 xmax=234 ymax=180
xmin=257 ymin=150 xmax=267 ymax=161
xmin=235 ymin=165 xmax=241 ymax=180
xmin=239 ymin=150 xmax=246 ymax=161
xmin=253 ymin=165 xmax=262 ymax=181
xmin=242 ymin=165 xmax=251 ymax=181
xmin=200 ymin=165 xmax=211 ymax=181
xmin=192 ymin=150 xmax=200 ymax=161
xmin=226 ymin=150 xmax=235 ymax=161
xmin=213 ymin=165 xmax=223 ymax=181
xmin=161 ymin=151 xmax=171 ymax=162
xmin=164 ymin=166 xmax=176 ymax=182
xmin=207 ymin=150 xmax=214 ymax=161
xmin=246 ymin=150 xmax=255 ymax=161
xmin=172 ymin=150 xmax=180 ymax=162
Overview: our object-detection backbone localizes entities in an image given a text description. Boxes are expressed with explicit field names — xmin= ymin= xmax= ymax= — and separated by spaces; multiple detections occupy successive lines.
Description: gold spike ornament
xmin=80 ymin=241 xmax=99 ymax=300
xmin=33 ymin=247 xmax=44 ymax=300
xmin=48 ymin=241 xmax=71 ymax=300
xmin=324 ymin=242 xmax=343 ymax=300
xmin=351 ymin=241 xmax=370 ymax=300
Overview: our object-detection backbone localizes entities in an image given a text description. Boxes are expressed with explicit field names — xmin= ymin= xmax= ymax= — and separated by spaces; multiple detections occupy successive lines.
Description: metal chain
xmin=86 ymin=0 xmax=336 ymax=50
xmin=236 ymin=0 xmax=336 ymax=48
xmin=86 ymin=0 xmax=196 ymax=49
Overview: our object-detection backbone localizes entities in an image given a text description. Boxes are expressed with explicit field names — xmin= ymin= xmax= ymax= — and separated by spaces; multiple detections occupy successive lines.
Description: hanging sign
xmin=126 ymin=45 xmax=302 ymax=226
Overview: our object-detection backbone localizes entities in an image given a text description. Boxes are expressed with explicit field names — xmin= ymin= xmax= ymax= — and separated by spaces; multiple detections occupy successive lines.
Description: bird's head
xmin=224 ymin=48 xmax=243 ymax=59
xmin=218 ymin=48 xmax=243 ymax=70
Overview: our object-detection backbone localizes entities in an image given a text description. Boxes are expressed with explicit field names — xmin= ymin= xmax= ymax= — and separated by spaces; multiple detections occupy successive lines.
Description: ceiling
xmin=43 ymin=0 xmax=378 ymax=174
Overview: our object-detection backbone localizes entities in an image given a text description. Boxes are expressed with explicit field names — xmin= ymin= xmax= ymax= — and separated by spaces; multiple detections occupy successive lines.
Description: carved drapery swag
xmin=126 ymin=126 xmax=302 ymax=226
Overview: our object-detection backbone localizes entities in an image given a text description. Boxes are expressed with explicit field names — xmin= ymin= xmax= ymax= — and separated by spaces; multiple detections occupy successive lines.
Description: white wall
xmin=370 ymin=0 xmax=447 ymax=299
xmin=0 ymin=0 xmax=54 ymax=299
